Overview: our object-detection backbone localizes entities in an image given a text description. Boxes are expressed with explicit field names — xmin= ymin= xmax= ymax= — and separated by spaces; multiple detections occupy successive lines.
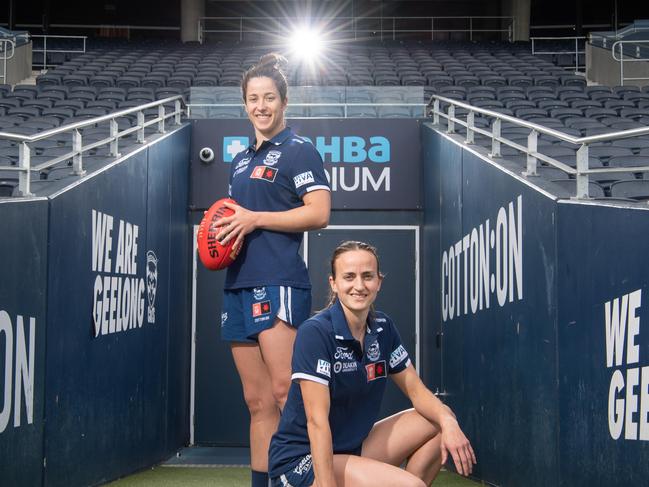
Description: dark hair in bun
xmin=241 ymin=52 xmax=289 ymax=102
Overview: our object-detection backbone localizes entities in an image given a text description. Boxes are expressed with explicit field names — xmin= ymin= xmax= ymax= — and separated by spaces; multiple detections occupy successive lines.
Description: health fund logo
xmin=223 ymin=137 xmax=249 ymax=162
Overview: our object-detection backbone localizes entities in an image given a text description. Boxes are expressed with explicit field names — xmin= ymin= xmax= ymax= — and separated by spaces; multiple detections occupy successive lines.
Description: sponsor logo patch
xmin=252 ymin=286 xmax=267 ymax=300
xmin=252 ymin=300 xmax=271 ymax=317
xmin=390 ymin=345 xmax=408 ymax=368
xmin=263 ymin=150 xmax=282 ymax=166
xmin=317 ymin=359 xmax=331 ymax=378
xmin=293 ymin=170 xmax=315 ymax=188
xmin=250 ymin=165 xmax=278 ymax=182
xmin=366 ymin=360 xmax=387 ymax=382
xmin=367 ymin=341 xmax=380 ymax=361
xmin=232 ymin=157 xmax=251 ymax=178
xmin=334 ymin=361 xmax=358 ymax=374
xmin=334 ymin=346 xmax=355 ymax=360
xmin=293 ymin=454 xmax=313 ymax=476
xmin=234 ymin=157 xmax=251 ymax=170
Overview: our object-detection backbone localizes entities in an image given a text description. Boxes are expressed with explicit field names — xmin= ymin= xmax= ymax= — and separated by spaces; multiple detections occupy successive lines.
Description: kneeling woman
xmin=269 ymin=241 xmax=476 ymax=487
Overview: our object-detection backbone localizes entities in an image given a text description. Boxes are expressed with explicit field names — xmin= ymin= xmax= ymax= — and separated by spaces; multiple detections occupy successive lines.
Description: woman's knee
xmin=410 ymin=478 xmax=427 ymax=487
xmin=242 ymin=388 xmax=276 ymax=417
xmin=271 ymin=377 xmax=291 ymax=408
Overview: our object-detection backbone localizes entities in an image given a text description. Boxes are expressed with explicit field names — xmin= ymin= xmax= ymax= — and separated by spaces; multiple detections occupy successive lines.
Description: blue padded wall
xmin=155 ymin=127 xmax=192 ymax=453
xmin=556 ymin=203 xmax=649 ymax=487
xmin=423 ymin=124 xmax=560 ymax=486
xmin=0 ymin=199 xmax=49 ymax=487
xmin=424 ymin=123 xmax=649 ymax=487
xmin=42 ymin=125 xmax=191 ymax=487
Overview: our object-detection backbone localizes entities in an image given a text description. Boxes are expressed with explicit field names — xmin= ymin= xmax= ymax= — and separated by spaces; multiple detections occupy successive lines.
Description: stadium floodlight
xmin=288 ymin=26 xmax=325 ymax=61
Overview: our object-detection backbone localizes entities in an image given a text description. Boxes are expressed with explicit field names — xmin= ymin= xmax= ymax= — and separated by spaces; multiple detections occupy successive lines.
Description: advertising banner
xmin=190 ymin=118 xmax=422 ymax=210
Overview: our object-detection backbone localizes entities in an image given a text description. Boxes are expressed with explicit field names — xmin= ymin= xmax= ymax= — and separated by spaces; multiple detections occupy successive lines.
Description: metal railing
xmin=31 ymin=35 xmax=87 ymax=70
xmin=530 ymin=36 xmax=587 ymax=73
xmin=186 ymin=102 xmax=424 ymax=119
xmin=197 ymin=16 xmax=514 ymax=43
xmin=0 ymin=38 xmax=15 ymax=84
xmin=590 ymin=23 xmax=649 ymax=49
xmin=611 ymin=40 xmax=649 ymax=86
xmin=10 ymin=23 xmax=180 ymax=40
xmin=0 ymin=96 xmax=184 ymax=197
xmin=429 ymin=95 xmax=649 ymax=199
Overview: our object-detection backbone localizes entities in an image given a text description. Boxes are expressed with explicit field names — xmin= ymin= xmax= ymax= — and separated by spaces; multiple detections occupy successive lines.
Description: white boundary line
xmin=190 ymin=224 xmax=198 ymax=445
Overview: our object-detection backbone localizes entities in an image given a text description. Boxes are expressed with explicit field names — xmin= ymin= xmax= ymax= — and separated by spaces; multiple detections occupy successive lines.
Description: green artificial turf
xmin=107 ymin=466 xmax=483 ymax=486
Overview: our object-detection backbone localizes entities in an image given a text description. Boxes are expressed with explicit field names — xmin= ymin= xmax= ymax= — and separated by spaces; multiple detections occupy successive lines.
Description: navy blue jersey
xmin=224 ymin=127 xmax=329 ymax=290
xmin=268 ymin=299 xmax=411 ymax=477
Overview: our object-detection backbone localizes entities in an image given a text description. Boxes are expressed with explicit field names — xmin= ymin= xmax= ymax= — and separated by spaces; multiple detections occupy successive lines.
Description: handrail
xmin=186 ymin=101 xmax=424 ymax=119
xmin=611 ymin=40 xmax=649 ymax=86
xmin=30 ymin=35 xmax=87 ymax=70
xmin=197 ymin=16 xmax=514 ymax=43
xmin=530 ymin=36 xmax=586 ymax=73
xmin=0 ymin=96 xmax=185 ymax=197
xmin=0 ymin=38 xmax=16 ymax=84
xmin=428 ymin=95 xmax=649 ymax=199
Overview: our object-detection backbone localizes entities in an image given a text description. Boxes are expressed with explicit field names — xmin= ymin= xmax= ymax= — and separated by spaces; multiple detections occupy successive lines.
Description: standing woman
xmin=268 ymin=241 xmax=476 ymax=487
xmin=216 ymin=53 xmax=331 ymax=487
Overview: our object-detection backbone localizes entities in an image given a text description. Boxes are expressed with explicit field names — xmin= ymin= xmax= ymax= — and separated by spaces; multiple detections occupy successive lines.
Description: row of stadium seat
xmin=33 ymin=41 xmax=584 ymax=88
xmin=2 ymin=39 xmax=649 ymax=201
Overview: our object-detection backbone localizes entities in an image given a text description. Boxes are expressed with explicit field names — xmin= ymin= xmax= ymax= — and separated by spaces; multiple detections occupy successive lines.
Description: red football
xmin=197 ymin=198 xmax=243 ymax=270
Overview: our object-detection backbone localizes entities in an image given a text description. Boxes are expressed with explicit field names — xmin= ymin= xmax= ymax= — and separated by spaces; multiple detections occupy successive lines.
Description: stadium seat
xmin=608 ymin=155 xmax=649 ymax=172
xmin=62 ymin=75 xmax=90 ymax=86
xmin=116 ymin=76 xmax=143 ymax=88
xmin=0 ymin=98 xmax=23 ymax=110
xmin=550 ymin=179 xmax=606 ymax=197
xmin=23 ymin=99 xmax=54 ymax=110
xmin=610 ymin=180 xmax=649 ymax=200
xmin=346 ymin=106 xmax=378 ymax=118
xmin=613 ymin=138 xmax=649 ymax=153
xmin=309 ymin=106 xmax=345 ymax=118
xmin=560 ymin=75 xmax=586 ymax=86
xmin=571 ymin=100 xmax=602 ymax=110
xmin=13 ymin=85 xmax=39 ymax=98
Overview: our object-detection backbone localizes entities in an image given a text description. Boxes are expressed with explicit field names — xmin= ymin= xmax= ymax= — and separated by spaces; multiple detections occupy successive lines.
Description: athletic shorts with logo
xmin=221 ymin=286 xmax=311 ymax=343
xmin=270 ymin=454 xmax=314 ymax=487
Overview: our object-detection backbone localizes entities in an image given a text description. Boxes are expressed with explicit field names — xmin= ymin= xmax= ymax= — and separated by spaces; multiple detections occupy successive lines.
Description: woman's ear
xmin=328 ymin=275 xmax=336 ymax=294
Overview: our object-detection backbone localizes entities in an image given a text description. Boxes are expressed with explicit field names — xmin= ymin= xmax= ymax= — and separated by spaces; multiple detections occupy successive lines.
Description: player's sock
xmin=251 ymin=469 xmax=269 ymax=487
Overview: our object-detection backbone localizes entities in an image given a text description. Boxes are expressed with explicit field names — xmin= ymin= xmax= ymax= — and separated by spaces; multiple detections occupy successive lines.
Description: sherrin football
xmin=197 ymin=198 xmax=243 ymax=270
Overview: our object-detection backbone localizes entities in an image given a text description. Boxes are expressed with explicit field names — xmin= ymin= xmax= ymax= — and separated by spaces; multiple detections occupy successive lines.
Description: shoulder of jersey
xmin=301 ymin=310 xmax=333 ymax=333
xmin=372 ymin=311 xmax=391 ymax=330
xmin=289 ymin=135 xmax=312 ymax=146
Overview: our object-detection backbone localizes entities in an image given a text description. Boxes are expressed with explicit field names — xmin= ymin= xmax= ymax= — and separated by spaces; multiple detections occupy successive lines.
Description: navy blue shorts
xmin=221 ymin=286 xmax=311 ymax=343
xmin=271 ymin=454 xmax=315 ymax=487
xmin=270 ymin=447 xmax=362 ymax=487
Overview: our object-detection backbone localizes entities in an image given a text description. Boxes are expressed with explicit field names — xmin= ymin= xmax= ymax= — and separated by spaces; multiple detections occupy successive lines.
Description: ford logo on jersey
xmin=223 ymin=136 xmax=249 ymax=162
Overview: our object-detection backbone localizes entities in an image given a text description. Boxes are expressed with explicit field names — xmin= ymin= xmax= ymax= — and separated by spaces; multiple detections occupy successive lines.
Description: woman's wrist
xmin=439 ymin=413 xmax=459 ymax=430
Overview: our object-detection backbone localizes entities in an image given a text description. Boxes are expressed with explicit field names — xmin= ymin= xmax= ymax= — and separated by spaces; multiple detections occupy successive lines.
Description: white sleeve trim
xmin=292 ymin=372 xmax=330 ymax=386
xmin=305 ymin=185 xmax=331 ymax=193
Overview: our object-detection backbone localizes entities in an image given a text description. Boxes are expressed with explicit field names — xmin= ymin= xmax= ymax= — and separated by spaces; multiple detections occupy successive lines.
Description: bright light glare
xmin=289 ymin=28 xmax=324 ymax=61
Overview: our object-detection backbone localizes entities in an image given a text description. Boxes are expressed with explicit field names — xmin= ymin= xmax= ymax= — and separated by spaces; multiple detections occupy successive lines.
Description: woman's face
xmin=244 ymin=76 xmax=287 ymax=140
xmin=329 ymin=249 xmax=382 ymax=315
